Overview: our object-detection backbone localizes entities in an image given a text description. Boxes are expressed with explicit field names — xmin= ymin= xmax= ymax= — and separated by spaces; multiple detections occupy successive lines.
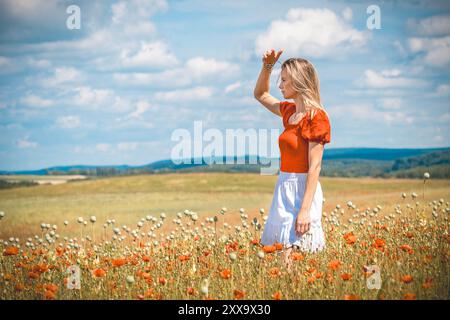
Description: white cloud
xmin=113 ymin=69 xmax=191 ymax=87
xmin=40 ymin=67 xmax=81 ymax=88
xmin=26 ymin=58 xmax=51 ymax=68
xmin=74 ymin=86 xmax=113 ymax=108
xmin=96 ymin=143 xmax=111 ymax=152
xmin=120 ymin=41 xmax=179 ymax=68
xmin=407 ymin=14 xmax=450 ymax=37
xmin=439 ymin=113 xmax=450 ymax=123
xmin=126 ymin=100 xmax=153 ymax=120
xmin=185 ymin=57 xmax=240 ymax=78
xmin=380 ymin=98 xmax=403 ymax=109
xmin=56 ymin=116 xmax=81 ymax=129
xmin=112 ymin=0 xmax=168 ymax=25
xmin=16 ymin=136 xmax=38 ymax=148
xmin=0 ymin=56 xmax=11 ymax=67
xmin=21 ymin=94 xmax=55 ymax=108
xmin=114 ymin=57 xmax=239 ymax=87
xmin=327 ymin=104 xmax=414 ymax=125
xmin=225 ymin=81 xmax=242 ymax=93
xmin=436 ymin=84 xmax=450 ymax=96
xmin=381 ymin=69 xmax=402 ymax=77
xmin=361 ymin=69 xmax=427 ymax=88
xmin=433 ymin=135 xmax=444 ymax=142
xmin=255 ymin=7 xmax=368 ymax=58
xmin=408 ymin=36 xmax=450 ymax=67
xmin=117 ymin=142 xmax=139 ymax=151
xmin=0 ymin=56 xmax=20 ymax=74
xmin=154 ymin=86 xmax=214 ymax=102
xmin=71 ymin=87 xmax=131 ymax=112
xmin=123 ymin=21 xmax=157 ymax=38
xmin=342 ymin=7 xmax=353 ymax=21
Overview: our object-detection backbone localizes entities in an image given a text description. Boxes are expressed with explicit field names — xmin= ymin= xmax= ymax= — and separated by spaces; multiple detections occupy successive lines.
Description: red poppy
xmin=111 ymin=258 xmax=127 ymax=267
xmin=372 ymin=238 xmax=385 ymax=250
xmin=92 ymin=268 xmax=106 ymax=277
xmin=341 ymin=273 xmax=352 ymax=281
xmin=272 ymin=291 xmax=282 ymax=300
xmin=401 ymin=275 xmax=413 ymax=283
xmin=262 ymin=245 xmax=276 ymax=254
xmin=343 ymin=232 xmax=357 ymax=245
xmin=234 ymin=289 xmax=245 ymax=299
xmin=328 ymin=260 xmax=341 ymax=271
xmin=220 ymin=269 xmax=232 ymax=279
xmin=344 ymin=294 xmax=359 ymax=300
xmin=402 ymin=293 xmax=416 ymax=300
xmin=291 ymin=252 xmax=304 ymax=261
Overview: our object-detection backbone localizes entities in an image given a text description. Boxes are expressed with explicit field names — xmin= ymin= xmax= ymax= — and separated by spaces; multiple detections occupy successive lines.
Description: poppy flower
xmin=234 ymin=289 xmax=245 ymax=299
xmin=400 ymin=244 xmax=414 ymax=254
xmin=269 ymin=267 xmax=281 ymax=277
xmin=111 ymin=258 xmax=127 ymax=267
xmin=341 ymin=273 xmax=352 ymax=281
xmin=44 ymin=290 xmax=56 ymax=300
xmin=3 ymin=246 xmax=19 ymax=256
xmin=14 ymin=283 xmax=25 ymax=292
xmin=220 ymin=269 xmax=231 ymax=279
xmin=44 ymin=284 xmax=58 ymax=293
xmin=343 ymin=232 xmax=357 ymax=245
xmin=372 ymin=238 xmax=385 ymax=250
xmin=344 ymin=294 xmax=359 ymax=300
xmin=422 ymin=278 xmax=433 ymax=289
xmin=402 ymin=293 xmax=416 ymax=300
xmin=262 ymin=245 xmax=276 ymax=254
xmin=272 ymin=291 xmax=282 ymax=300
xmin=187 ymin=287 xmax=196 ymax=295
xmin=178 ymin=255 xmax=190 ymax=262
xmin=401 ymin=275 xmax=413 ymax=283
xmin=328 ymin=260 xmax=341 ymax=271
xmin=274 ymin=242 xmax=283 ymax=251
xmin=291 ymin=252 xmax=304 ymax=261
xmin=92 ymin=268 xmax=106 ymax=277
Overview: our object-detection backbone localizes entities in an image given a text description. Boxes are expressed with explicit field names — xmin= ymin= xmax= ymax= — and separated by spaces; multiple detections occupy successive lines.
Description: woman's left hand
xmin=295 ymin=210 xmax=311 ymax=236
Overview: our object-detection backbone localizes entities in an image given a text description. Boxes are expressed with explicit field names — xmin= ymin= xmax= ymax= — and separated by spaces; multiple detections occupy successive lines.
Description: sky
xmin=0 ymin=0 xmax=449 ymax=171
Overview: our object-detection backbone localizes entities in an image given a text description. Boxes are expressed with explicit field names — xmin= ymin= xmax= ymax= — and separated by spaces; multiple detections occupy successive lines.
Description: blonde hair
xmin=278 ymin=58 xmax=325 ymax=112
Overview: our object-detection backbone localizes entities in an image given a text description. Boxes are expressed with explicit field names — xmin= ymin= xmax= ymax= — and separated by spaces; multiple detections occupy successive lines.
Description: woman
xmin=253 ymin=49 xmax=331 ymax=262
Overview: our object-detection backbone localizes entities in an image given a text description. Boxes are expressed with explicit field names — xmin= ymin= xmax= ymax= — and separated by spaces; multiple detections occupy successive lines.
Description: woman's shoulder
xmin=279 ymin=100 xmax=295 ymax=117
xmin=308 ymin=107 xmax=330 ymax=122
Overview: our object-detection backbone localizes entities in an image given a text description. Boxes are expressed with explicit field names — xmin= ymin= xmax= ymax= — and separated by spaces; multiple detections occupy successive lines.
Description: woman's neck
xmin=293 ymin=95 xmax=306 ymax=113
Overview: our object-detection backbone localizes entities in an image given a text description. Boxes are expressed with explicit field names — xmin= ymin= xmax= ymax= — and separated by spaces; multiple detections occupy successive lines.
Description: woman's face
xmin=279 ymin=68 xmax=297 ymax=99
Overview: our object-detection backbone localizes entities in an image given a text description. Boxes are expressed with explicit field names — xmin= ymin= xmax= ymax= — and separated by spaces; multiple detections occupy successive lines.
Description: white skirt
xmin=261 ymin=170 xmax=326 ymax=253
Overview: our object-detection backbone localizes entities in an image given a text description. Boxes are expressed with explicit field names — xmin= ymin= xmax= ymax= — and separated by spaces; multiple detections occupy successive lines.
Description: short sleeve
xmin=300 ymin=109 xmax=331 ymax=145
xmin=279 ymin=101 xmax=291 ymax=118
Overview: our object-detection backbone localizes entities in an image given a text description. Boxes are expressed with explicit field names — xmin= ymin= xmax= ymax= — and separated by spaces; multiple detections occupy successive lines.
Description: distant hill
xmin=0 ymin=147 xmax=449 ymax=180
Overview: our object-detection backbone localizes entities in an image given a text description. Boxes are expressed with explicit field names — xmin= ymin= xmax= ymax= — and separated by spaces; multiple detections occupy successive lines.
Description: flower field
xmin=0 ymin=190 xmax=449 ymax=300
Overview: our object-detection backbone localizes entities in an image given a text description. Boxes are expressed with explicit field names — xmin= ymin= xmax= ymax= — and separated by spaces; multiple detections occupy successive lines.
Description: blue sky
xmin=0 ymin=0 xmax=449 ymax=171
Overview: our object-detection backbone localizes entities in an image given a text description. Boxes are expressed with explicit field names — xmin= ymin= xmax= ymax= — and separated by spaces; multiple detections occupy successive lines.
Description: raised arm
xmin=253 ymin=49 xmax=283 ymax=117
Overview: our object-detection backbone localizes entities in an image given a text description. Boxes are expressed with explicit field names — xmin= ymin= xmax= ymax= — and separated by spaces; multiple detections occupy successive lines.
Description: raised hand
xmin=262 ymin=48 xmax=283 ymax=65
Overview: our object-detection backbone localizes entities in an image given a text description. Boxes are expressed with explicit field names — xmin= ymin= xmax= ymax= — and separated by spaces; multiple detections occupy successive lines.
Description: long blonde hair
xmin=278 ymin=58 xmax=325 ymax=113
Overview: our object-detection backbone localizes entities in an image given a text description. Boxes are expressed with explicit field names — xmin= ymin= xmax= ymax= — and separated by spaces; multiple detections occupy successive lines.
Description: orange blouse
xmin=278 ymin=101 xmax=331 ymax=173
